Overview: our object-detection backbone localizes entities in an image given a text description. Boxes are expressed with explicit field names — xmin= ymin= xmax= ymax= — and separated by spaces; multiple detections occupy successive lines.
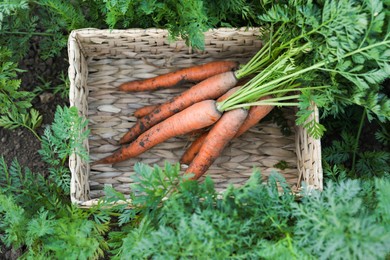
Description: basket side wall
xmin=68 ymin=31 xmax=91 ymax=203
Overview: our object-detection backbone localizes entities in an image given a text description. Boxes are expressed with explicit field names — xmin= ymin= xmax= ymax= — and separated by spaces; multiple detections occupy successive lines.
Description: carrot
xmin=119 ymin=71 xmax=238 ymax=144
xmin=180 ymin=132 xmax=208 ymax=165
xmin=119 ymin=60 xmax=239 ymax=92
xmin=180 ymin=86 xmax=241 ymax=164
xmin=93 ymin=100 xmax=222 ymax=165
xmin=184 ymin=108 xmax=248 ymax=180
xmin=216 ymin=86 xmax=241 ymax=102
xmin=180 ymin=96 xmax=274 ymax=165
xmin=235 ymin=97 xmax=274 ymax=137
xmin=133 ymin=104 xmax=159 ymax=118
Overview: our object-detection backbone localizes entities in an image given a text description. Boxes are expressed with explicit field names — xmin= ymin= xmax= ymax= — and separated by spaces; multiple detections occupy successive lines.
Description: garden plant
xmin=0 ymin=0 xmax=389 ymax=259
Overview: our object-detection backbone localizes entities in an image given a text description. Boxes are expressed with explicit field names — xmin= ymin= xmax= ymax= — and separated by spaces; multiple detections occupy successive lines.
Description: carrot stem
xmin=351 ymin=108 xmax=366 ymax=175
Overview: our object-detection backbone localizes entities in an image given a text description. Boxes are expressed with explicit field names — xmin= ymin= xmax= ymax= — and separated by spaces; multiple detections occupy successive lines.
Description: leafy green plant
xmin=323 ymin=105 xmax=390 ymax=179
xmin=217 ymin=0 xmax=390 ymax=139
xmin=0 ymin=0 xmax=258 ymax=61
xmin=0 ymin=187 xmax=108 ymax=259
xmin=39 ymin=106 xmax=89 ymax=193
xmin=0 ymin=154 xmax=106 ymax=258
xmin=0 ymin=0 xmax=97 ymax=60
xmin=107 ymin=168 xmax=300 ymax=259
xmin=0 ymin=105 xmax=108 ymax=258
xmin=0 ymin=47 xmax=42 ymax=138
xmin=88 ymin=0 xmax=260 ymax=49
xmin=102 ymin=162 xmax=389 ymax=259
xmin=33 ymin=71 xmax=70 ymax=100
xmin=0 ymin=0 xmax=29 ymax=29
xmin=294 ymin=179 xmax=390 ymax=260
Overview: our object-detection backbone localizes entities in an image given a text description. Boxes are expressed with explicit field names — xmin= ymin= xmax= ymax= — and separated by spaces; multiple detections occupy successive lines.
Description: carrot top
xmin=216 ymin=0 xmax=390 ymax=138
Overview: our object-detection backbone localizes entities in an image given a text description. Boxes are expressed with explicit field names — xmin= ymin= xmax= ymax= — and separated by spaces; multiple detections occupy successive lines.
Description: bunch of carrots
xmin=93 ymin=0 xmax=390 ymax=181
xmin=92 ymin=60 xmax=276 ymax=180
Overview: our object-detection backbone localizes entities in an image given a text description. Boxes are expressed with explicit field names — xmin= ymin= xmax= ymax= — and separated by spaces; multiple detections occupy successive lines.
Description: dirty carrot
xmin=119 ymin=60 xmax=239 ymax=92
xmin=216 ymin=86 xmax=241 ymax=102
xmin=133 ymin=104 xmax=159 ymax=118
xmin=180 ymin=96 xmax=274 ymax=165
xmin=180 ymin=132 xmax=208 ymax=165
xmin=93 ymin=100 xmax=222 ymax=165
xmin=235 ymin=97 xmax=274 ymax=137
xmin=179 ymin=86 xmax=241 ymax=165
xmin=184 ymin=108 xmax=248 ymax=180
xmin=119 ymin=71 xmax=238 ymax=144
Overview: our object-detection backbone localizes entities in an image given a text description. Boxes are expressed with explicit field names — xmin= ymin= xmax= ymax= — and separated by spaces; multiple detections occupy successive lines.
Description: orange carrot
xmin=119 ymin=60 xmax=239 ymax=92
xmin=180 ymin=96 xmax=274 ymax=165
xmin=93 ymin=100 xmax=222 ymax=165
xmin=216 ymin=86 xmax=241 ymax=102
xmin=234 ymin=99 xmax=274 ymax=138
xmin=184 ymin=108 xmax=248 ymax=180
xmin=119 ymin=71 xmax=238 ymax=144
xmin=133 ymin=104 xmax=159 ymax=118
xmin=180 ymin=132 xmax=208 ymax=165
xmin=180 ymin=86 xmax=241 ymax=165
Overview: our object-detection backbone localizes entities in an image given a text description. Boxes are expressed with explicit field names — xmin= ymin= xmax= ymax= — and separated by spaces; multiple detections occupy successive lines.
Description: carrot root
xmin=119 ymin=71 xmax=238 ymax=144
xmin=119 ymin=60 xmax=239 ymax=92
xmin=235 ymin=97 xmax=274 ymax=137
xmin=93 ymin=100 xmax=222 ymax=165
xmin=133 ymin=104 xmax=159 ymax=118
xmin=216 ymin=86 xmax=241 ymax=102
xmin=181 ymin=97 xmax=274 ymax=168
xmin=180 ymin=86 xmax=241 ymax=165
xmin=184 ymin=108 xmax=248 ymax=180
xmin=180 ymin=132 xmax=209 ymax=165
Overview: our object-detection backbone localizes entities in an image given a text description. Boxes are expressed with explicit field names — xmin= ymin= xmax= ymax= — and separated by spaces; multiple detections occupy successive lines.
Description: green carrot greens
xmin=218 ymin=0 xmax=390 ymax=138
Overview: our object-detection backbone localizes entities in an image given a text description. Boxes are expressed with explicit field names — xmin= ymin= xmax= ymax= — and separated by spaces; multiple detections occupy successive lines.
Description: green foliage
xmin=220 ymin=0 xmax=390 ymax=138
xmin=0 ymin=105 xmax=90 ymax=203
xmin=100 ymin=162 xmax=184 ymax=229
xmin=323 ymin=105 xmax=390 ymax=179
xmin=33 ymin=71 xmax=70 ymax=99
xmin=324 ymin=136 xmax=390 ymax=178
xmin=375 ymin=120 xmax=390 ymax=146
xmin=0 ymin=0 xmax=28 ymax=29
xmin=0 ymin=105 xmax=108 ymax=258
xmin=1 ymin=154 xmax=389 ymax=259
xmin=104 ymin=163 xmax=390 ymax=259
xmin=108 ymin=169 xmax=300 ymax=259
xmin=0 ymin=157 xmax=55 ymax=209
xmin=0 ymin=0 xmax=259 ymax=60
xmin=300 ymin=0 xmax=390 ymax=124
xmin=0 ymin=48 xmax=32 ymax=114
xmin=0 ymin=0 xmax=97 ymax=60
xmin=0 ymin=108 xmax=42 ymax=137
xmin=294 ymin=179 xmax=390 ymax=259
xmin=0 ymin=47 xmax=42 ymax=136
xmin=39 ymin=106 xmax=89 ymax=193
xmin=95 ymin=0 xmax=259 ymax=49
xmin=0 ymin=192 xmax=108 ymax=259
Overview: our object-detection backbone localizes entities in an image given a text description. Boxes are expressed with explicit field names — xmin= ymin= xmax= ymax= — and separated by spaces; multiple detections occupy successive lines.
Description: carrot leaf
xmin=38 ymin=106 xmax=89 ymax=194
xmin=219 ymin=0 xmax=389 ymax=138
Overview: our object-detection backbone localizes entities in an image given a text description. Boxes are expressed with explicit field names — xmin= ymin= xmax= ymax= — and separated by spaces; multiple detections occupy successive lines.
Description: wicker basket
xmin=68 ymin=28 xmax=323 ymax=207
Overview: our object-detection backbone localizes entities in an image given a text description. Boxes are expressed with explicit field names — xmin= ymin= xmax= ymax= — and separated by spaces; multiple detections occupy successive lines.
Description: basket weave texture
xmin=68 ymin=28 xmax=323 ymax=207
